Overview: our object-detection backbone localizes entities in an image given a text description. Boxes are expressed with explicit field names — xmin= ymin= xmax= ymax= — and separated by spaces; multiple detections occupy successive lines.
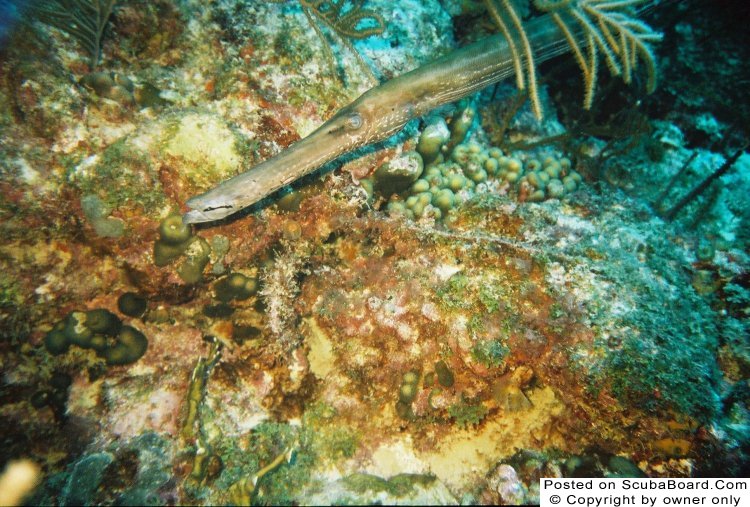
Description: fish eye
xmin=345 ymin=113 xmax=363 ymax=130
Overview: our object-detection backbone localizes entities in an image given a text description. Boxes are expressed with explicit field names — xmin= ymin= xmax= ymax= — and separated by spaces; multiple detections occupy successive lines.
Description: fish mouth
xmin=182 ymin=206 xmax=232 ymax=225
xmin=182 ymin=194 xmax=239 ymax=224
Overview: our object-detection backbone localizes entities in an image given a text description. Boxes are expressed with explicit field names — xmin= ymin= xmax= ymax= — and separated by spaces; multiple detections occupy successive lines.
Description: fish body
xmin=182 ymin=15 xmax=576 ymax=224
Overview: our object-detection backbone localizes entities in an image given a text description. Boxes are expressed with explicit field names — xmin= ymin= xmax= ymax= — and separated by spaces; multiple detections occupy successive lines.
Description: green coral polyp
xmin=154 ymin=213 xmax=195 ymax=266
xmin=153 ymin=239 xmax=192 ymax=267
xmin=88 ymin=334 xmax=109 ymax=353
xmin=373 ymin=151 xmax=424 ymax=196
xmin=416 ymin=118 xmax=450 ymax=164
xmin=214 ymin=273 xmax=259 ymax=302
xmin=402 ymin=370 xmax=419 ymax=385
xmin=176 ymin=237 xmax=212 ymax=284
xmin=44 ymin=323 xmax=70 ymax=355
xmin=547 ymin=179 xmax=565 ymax=198
xmin=399 ymin=383 xmax=418 ymax=403
xmin=83 ymin=309 xmax=122 ymax=334
xmin=159 ymin=214 xmax=193 ymax=245
xmin=63 ymin=312 xmax=95 ymax=347
xmin=103 ymin=326 xmax=148 ymax=365
xmin=44 ymin=310 xmax=148 ymax=366
xmin=386 ymin=140 xmax=583 ymax=221
xmin=153 ymin=214 xmax=212 ymax=282
xmin=117 ymin=292 xmax=148 ymax=318
xmin=435 ymin=360 xmax=455 ymax=388
xmin=433 ymin=189 xmax=455 ymax=213
xmin=444 ymin=102 xmax=476 ymax=155
xmin=396 ymin=370 xmax=421 ymax=418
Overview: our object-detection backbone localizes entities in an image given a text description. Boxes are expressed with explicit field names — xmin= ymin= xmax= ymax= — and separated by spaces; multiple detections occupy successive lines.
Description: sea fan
xmin=32 ymin=0 xmax=116 ymax=68
xmin=270 ymin=0 xmax=385 ymax=84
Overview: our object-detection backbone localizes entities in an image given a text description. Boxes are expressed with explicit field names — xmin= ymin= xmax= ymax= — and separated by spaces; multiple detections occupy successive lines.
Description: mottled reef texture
xmin=0 ymin=0 xmax=749 ymax=505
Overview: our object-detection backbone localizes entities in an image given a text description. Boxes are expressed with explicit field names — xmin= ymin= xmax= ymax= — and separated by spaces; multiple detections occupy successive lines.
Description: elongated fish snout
xmin=182 ymin=197 xmax=236 ymax=224
xmin=182 ymin=209 xmax=212 ymax=225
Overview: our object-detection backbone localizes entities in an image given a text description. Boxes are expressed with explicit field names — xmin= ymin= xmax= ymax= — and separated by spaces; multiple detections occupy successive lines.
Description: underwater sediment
xmin=1 ymin=0 xmax=749 ymax=505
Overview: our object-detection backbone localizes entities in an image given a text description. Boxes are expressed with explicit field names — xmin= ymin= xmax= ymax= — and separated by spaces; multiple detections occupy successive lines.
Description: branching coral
xmin=484 ymin=0 xmax=662 ymax=118
xmin=32 ymin=0 xmax=117 ymax=68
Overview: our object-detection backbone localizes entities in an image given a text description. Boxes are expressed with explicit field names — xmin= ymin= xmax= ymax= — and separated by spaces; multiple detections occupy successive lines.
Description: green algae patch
xmin=471 ymin=339 xmax=510 ymax=369
xmin=448 ymin=401 xmax=489 ymax=429
xmin=59 ymin=452 xmax=115 ymax=506
xmin=70 ymin=138 xmax=166 ymax=218
xmin=343 ymin=473 xmax=437 ymax=497
xmin=343 ymin=473 xmax=391 ymax=494
xmin=303 ymin=402 xmax=360 ymax=462
xmin=218 ymin=422 xmax=316 ymax=506
xmin=593 ymin=330 xmax=720 ymax=421
xmin=203 ymin=406 xmax=359 ymax=505
xmin=436 ymin=274 xmax=471 ymax=310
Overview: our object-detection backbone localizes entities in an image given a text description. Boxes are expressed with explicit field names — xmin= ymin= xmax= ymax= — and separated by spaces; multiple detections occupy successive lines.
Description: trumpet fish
xmin=183 ymin=5 xmax=658 ymax=225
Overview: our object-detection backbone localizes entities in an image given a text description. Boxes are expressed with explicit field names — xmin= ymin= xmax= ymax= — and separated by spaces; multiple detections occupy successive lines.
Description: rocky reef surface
xmin=0 ymin=0 xmax=749 ymax=504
